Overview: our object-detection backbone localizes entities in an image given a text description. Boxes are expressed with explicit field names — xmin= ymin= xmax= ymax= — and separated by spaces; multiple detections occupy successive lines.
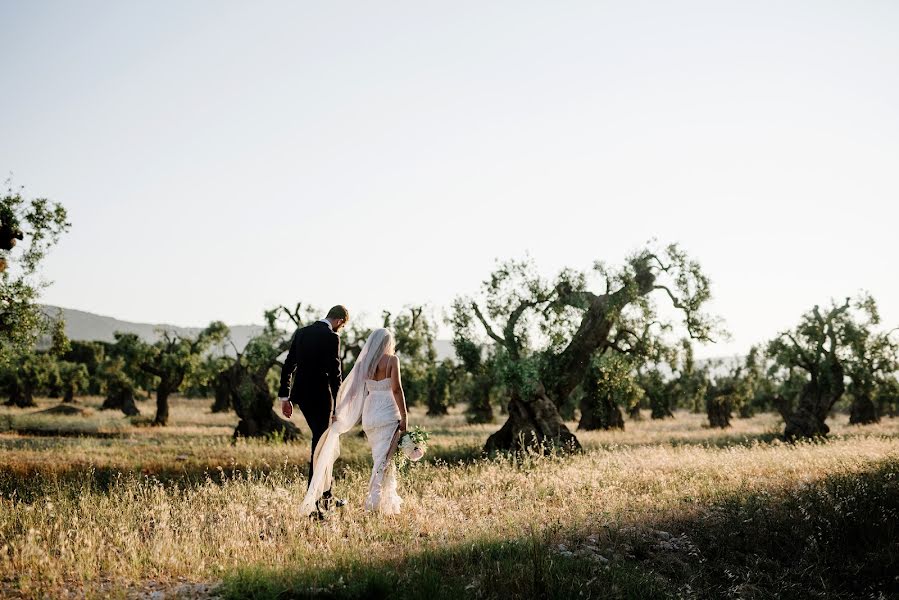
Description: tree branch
xmin=785 ymin=333 xmax=814 ymax=370
xmin=644 ymin=252 xmax=671 ymax=272
xmin=503 ymin=300 xmax=539 ymax=347
xmin=471 ymin=302 xmax=505 ymax=347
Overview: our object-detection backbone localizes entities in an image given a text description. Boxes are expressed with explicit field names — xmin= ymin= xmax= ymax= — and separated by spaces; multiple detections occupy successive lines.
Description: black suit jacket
xmin=278 ymin=321 xmax=342 ymax=412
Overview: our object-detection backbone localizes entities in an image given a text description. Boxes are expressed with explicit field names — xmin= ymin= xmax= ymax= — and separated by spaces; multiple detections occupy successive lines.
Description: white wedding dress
xmin=361 ymin=378 xmax=403 ymax=514
xmin=299 ymin=328 xmax=404 ymax=517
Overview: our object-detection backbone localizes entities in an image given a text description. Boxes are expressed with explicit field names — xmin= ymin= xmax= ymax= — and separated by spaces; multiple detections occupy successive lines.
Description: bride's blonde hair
xmin=381 ymin=329 xmax=396 ymax=357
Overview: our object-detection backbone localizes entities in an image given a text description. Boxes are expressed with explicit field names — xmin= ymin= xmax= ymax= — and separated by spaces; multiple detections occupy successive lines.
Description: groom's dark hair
xmin=326 ymin=305 xmax=349 ymax=321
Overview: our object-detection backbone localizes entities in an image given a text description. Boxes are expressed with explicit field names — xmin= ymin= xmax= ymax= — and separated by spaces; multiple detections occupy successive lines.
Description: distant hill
xmin=44 ymin=306 xmax=458 ymax=361
xmin=43 ymin=306 xmax=264 ymax=355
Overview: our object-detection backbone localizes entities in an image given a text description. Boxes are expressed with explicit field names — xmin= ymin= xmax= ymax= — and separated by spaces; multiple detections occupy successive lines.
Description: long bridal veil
xmin=298 ymin=328 xmax=395 ymax=515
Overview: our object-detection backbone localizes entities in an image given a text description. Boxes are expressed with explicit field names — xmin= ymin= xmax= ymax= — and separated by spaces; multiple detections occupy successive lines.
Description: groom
xmin=278 ymin=305 xmax=349 ymax=512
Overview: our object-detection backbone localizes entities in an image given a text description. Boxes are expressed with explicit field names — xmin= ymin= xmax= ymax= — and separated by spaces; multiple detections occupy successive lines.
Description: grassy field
xmin=1 ymin=397 xmax=897 ymax=599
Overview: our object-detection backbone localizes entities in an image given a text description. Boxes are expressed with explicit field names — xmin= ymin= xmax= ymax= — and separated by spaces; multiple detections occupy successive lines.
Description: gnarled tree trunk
xmin=19 ymin=380 xmax=36 ymax=408
xmin=782 ymin=359 xmax=844 ymax=440
xmin=649 ymin=393 xmax=674 ymax=420
xmin=706 ymin=394 xmax=732 ymax=428
xmin=228 ymin=364 xmax=301 ymax=441
xmin=153 ymin=382 xmax=174 ymax=426
xmin=849 ymin=392 xmax=879 ymax=425
xmin=578 ymin=375 xmax=624 ymax=431
xmin=210 ymin=371 xmax=232 ymax=413
xmin=578 ymin=396 xmax=624 ymax=430
xmin=3 ymin=379 xmax=33 ymax=408
xmin=485 ymin=387 xmax=580 ymax=453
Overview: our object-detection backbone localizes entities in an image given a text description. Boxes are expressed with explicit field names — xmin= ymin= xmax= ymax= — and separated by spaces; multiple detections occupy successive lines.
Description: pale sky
xmin=2 ymin=0 xmax=897 ymax=358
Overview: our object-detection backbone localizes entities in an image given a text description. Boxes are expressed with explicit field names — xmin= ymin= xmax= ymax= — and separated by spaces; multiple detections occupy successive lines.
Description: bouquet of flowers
xmin=397 ymin=426 xmax=430 ymax=463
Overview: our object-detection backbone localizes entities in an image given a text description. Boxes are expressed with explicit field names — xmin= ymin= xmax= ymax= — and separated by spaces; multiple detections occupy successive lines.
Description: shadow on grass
xmin=219 ymin=461 xmax=899 ymax=600
xmin=664 ymin=429 xmax=783 ymax=448
xmin=221 ymin=535 xmax=665 ymax=600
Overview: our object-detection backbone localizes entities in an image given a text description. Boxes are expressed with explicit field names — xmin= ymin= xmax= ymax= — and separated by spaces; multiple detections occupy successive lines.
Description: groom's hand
xmin=280 ymin=398 xmax=292 ymax=418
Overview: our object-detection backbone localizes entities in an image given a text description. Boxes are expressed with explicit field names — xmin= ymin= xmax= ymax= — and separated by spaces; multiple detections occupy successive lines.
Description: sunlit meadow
xmin=1 ymin=398 xmax=897 ymax=599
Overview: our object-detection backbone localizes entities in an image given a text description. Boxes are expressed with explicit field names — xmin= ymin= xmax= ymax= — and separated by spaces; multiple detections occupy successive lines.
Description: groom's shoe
xmin=319 ymin=496 xmax=347 ymax=511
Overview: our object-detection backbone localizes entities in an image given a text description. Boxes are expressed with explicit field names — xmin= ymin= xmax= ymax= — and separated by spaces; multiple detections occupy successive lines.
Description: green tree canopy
xmin=767 ymin=298 xmax=854 ymax=439
xmin=0 ymin=181 xmax=70 ymax=363
xmin=453 ymin=242 xmax=721 ymax=452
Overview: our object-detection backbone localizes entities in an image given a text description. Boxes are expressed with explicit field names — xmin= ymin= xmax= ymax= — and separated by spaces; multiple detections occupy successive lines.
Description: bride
xmin=299 ymin=328 xmax=408 ymax=517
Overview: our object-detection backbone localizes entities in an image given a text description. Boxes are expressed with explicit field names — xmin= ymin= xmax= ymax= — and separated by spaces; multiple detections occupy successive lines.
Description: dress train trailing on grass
xmin=299 ymin=328 xmax=406 ymax=516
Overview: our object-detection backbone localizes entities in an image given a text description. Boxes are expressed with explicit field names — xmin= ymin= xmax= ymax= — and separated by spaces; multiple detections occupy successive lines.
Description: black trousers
xmin=299 ymin=400 xmax=332 ymax=497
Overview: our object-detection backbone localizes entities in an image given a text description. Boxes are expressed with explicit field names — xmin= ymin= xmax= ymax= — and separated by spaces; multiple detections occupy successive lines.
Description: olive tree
xmin=0 ymin=181 xmax=70 ymax=363
xmin=98 ymin=356 xmax=140 ymax=416
xmin=58 ymin=361 xmax=89 ymax=403
xmin=768 ymin=299 xmax=852 ymax=440
xmin=877 ymin=376 xmax=899 ymax=417
xmin=703 ymin=358 xmax=757 ymax=429
xmin=109 ymin=323 xmax=228 ymax=425
xmin=637 ymin=367 xmax=676 ymax=420
xmin=579 ymin=353 xmax=640 ymax=430
xmin=216 ymin=304 xmax=314 ymax=439
xmin=383 ymin=307 xmax=437 ymax=407
xmin=63 ymin=341 xmax=106 ymax=395
xmin=451 ymin=335 xmax=500 ymax=424
xmin=453 ymin=243 xmax=720 ymax=453
xmin=1 ymin=351 xmax=57 ymax=407
xmin=579 ymin=321 xmax=671 ymax=430
xmin=843 ymin=294 xmax=898 ymax=425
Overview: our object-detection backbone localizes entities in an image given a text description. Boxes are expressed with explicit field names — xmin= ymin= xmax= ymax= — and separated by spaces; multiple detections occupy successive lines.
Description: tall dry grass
xmin=0 ymin=397 xmax=897 ymax=598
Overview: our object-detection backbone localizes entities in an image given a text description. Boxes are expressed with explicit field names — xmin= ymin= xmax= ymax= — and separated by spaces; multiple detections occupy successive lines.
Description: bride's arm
xmin=390 ymin=355 xmax=408 ymax=431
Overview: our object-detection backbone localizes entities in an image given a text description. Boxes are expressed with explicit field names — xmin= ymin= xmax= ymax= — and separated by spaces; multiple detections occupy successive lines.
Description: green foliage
xmin=765 ymin=296 xmax=881 ymax=437
xmin=452 ymin=331 xmax=502 ymax=423
xmin=0 ymin=181 xmax=70 ymax=363
xmin=877 ymin=376 xmax=899 ymax=417
xmin=230 ymin=324 xmax=289 ymax=415
xmin=735 ymin=346 xmax=773 ymax=416
xmin=184 ymin=354 xmax=231 ymax=398
xmin=424 ymin=358 xmax=457 ymax=416
xmin=141 ymin=322 xmax=229 ymax=389
xmin=383 ymin=307 xmax=442 ymax=407
xmin=104 ymin=322 xmax=229 ymax=424
xmin=637 ymin=367 xmax=676 ymax=419
xmin=450 ymin=258 xmax=551 ymax=400
xmin=63 ymin=340 xmax=106 ymax=395
xmin=669 ymin=340 xmax=708 ymax=413
xmin=456 ymin=244 xmax=722 ymax=406
xmin=841 ymin=293 xmax=898 ymax=422
xmin=766 ymin=298 xmax=854 ymax=400
xmin=580 ymin=352 xmax=641 ymax=428
xmin=592 ymin=353 xmax=642 ymax=409
xmin=206 ymin=304 xmax=304 ymax=438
